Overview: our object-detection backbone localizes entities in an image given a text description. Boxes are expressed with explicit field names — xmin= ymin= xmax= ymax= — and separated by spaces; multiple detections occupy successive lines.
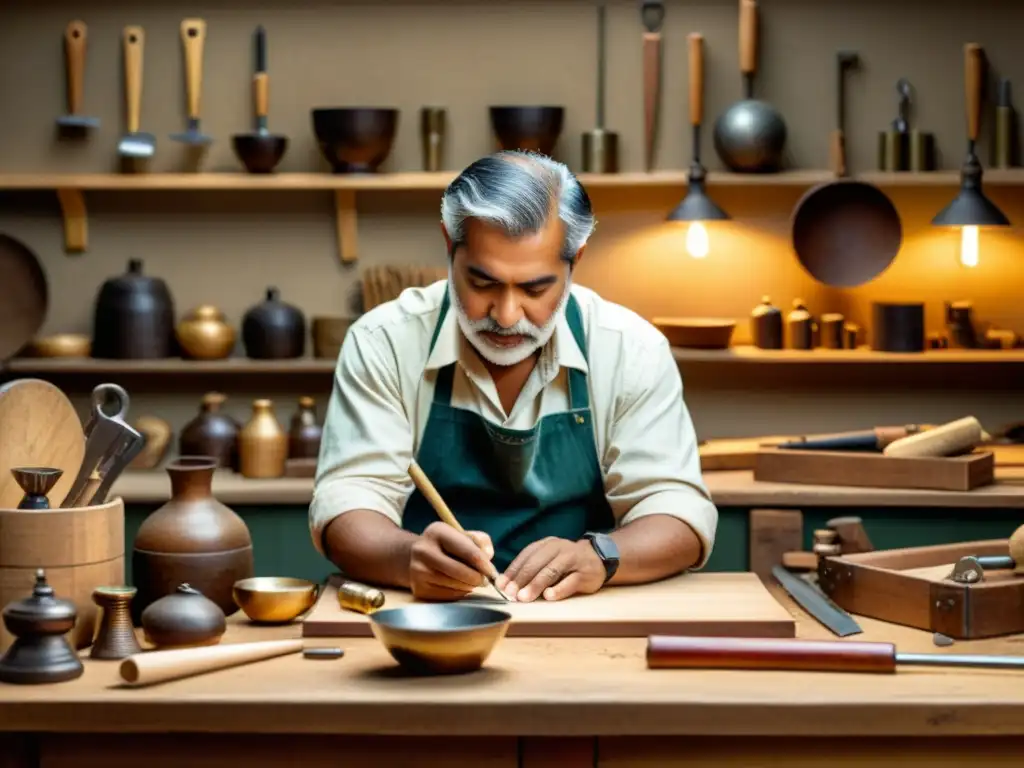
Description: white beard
xmin=448 ymin=267 xmax=571 ymax=367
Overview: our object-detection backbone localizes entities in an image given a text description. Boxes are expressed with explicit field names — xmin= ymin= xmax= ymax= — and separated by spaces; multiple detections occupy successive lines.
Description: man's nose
xmin=491 ymin=291 xmax=523 ymax=328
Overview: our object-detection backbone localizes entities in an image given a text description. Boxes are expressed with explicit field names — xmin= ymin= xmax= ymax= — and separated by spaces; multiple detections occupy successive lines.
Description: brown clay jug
xmin=750 ymin=296 xmax=783 ymax=350
xmin=131 ymin=457 xmax=254 ymax=623
xmin=179 ymin=392 xmax=241 ymax=471
xmin=239 ymin=399 xmax=288 ymax=478
xmin=288 ymin=396 xmax=323 ymax=459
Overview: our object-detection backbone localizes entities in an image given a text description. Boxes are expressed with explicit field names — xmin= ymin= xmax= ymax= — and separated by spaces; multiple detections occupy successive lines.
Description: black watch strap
xmin=583 ymin=532 xmax=620 ymax=584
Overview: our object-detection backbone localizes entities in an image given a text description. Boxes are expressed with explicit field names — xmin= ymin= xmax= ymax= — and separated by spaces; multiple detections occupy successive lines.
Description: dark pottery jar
xmin=179 ymin=392 xmax=241 ymax=471
xmin=241 ymin=287 xmax=306 ymax=359
xmin=750 ymin=296 xmax=783 ymax=350
xmin=91 ymin=258 xmax=176 ymax=359
xmin=140 ymin=583 xmax=226 ymax=649
xmin=131 ymin=457 xmax=254 ymax=624
xmin=288 ymin=396 xmax=323 ymax=459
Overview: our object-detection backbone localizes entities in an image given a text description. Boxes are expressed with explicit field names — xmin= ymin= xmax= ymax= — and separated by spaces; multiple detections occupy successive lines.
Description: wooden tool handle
xmin=642 ymin=32 xmax=661 ymax=170
xmin=180 ymin=18 xmax=206 ymax=119
xmin=646 ymin=636 xmax=897 ymax=673
xmin=64 ymin=20 xmax=87 ymax=115
xmin=688 ymin=33 xmax=704 ymax=127
xmin=965 ymin=43 xmax=983 ymax=142
xmin=119 ymin=639 xmax=303 ymax=686
xmin=408 ymin=460 xmax=463 ymax=531
xmin=123 ymin=26 xmax=144 ymax=133
xmin=882 ymin=415 xmax=983 ymax=459
xmin=829 ymin=129 xmax=846 ymax=177
xmin=739 ymin=0 xmax=758 ymax=76
xmin=254 ymin=72 xmax=269 ymax=120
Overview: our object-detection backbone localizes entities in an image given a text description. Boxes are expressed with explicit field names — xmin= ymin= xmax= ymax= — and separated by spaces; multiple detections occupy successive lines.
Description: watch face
xmin=590 ymin=533 xmax=619 ymax=562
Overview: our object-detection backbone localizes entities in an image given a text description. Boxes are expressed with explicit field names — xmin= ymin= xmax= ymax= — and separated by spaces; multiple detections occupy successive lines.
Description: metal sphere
xmin=713 ymin=99 xmax=787 ymax=173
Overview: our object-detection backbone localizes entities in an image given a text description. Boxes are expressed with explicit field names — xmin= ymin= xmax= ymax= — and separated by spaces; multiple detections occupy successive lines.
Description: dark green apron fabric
xmin=402 ymin=288 xmax=615 ymax=572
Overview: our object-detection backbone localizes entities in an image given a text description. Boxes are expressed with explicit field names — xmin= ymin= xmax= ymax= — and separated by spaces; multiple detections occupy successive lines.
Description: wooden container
xmin=819 ymin=539 xmax=1024 ymax=639
xmin=0 ymin=497 xmax=124 ymax=652
xmin=753 ymin=447 xmax=995 ymax=492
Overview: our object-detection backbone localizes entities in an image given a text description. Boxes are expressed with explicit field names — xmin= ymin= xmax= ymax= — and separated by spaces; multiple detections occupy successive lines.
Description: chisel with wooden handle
xmin=777 ymin=425 xmax=926 ymax=452
xmin=646 ymin=636 xmax=1024 ymax=673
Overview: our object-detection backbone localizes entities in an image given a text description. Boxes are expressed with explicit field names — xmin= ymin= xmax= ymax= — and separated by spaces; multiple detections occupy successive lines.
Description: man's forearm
xmin=607 ymin=513 xmax=703 ymax=585
xmin=323 ymin=510 xmax=419 ymax=589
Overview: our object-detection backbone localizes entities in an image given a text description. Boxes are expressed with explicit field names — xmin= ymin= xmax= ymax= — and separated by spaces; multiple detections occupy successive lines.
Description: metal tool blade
xmin=57 ymin=115 xmax=100 ymax=129
xmin=87 ymin=431 xmax=145 ymax=505
xmin=118 ymin=131 xmax=156 ymax=158
xmin=170 ymin=118 xmax=213 ymax=145
xmin=897 ymin=652 xmax=1024 ymax=670
xmin=772 ymin=565 xmax=862 ymax=637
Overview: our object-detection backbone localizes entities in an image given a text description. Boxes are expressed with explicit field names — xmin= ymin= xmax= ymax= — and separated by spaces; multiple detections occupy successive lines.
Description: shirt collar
xmin=424 ymin=296 xmax=589 ymax=375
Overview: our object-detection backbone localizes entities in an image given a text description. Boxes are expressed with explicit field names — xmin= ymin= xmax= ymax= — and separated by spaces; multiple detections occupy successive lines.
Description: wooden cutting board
xmin=302 ymin=571 xmax=796 ymax=639
xmin=0 ymin=379 xmax=84 ymax=509
xmin=699 ymin=436 xmax=796 ymax=471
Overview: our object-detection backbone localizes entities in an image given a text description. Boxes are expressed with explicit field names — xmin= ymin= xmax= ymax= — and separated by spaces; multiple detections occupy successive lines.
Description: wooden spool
xmin=0 ymin=497 xmax=125 ymax=652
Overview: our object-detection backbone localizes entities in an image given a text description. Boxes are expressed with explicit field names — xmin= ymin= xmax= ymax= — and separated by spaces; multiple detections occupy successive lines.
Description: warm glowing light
xmin=959 ymin=225 xmax=979 ymax=268
xmin=685 ymin=222 xmax=709 ymax=258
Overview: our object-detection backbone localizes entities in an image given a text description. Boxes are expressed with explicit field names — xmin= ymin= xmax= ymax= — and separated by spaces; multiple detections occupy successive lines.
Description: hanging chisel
xmin=772 ymin=565 xmax=862 ymax=637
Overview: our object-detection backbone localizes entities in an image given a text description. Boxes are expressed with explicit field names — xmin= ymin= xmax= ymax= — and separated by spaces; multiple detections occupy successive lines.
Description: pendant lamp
xmin=668 ymin=33 xmax=730 ymax=259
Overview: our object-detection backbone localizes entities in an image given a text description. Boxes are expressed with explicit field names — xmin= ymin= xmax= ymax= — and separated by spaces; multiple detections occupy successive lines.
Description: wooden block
xmin=302 ymin=572 xmax=797 ymax=639
xmin=826 ymin=515 xmax=874 ymax=553
xmin=748 ymin=509 xmax=804 ymax=580
xmin=699 ymin=436 xmax=794 ymax=471
xmin=782 ymin=551 xmax=818 ymax=571
xmin=284 ymin=458 xmax=317 ymax=478
xmin=754 ymin=448 xmax=995 ymax=492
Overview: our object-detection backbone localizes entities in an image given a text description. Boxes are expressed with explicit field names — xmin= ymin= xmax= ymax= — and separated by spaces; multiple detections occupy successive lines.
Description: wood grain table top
xmin=2 ymin=584 xmax=1024 ymax=737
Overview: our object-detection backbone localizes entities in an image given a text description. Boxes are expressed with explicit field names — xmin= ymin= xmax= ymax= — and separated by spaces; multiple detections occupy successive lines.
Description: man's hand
xmin=497 ymin=537 xmax=606 ymax=602
xmin=409 ymin=522 xmax=496 ymax=601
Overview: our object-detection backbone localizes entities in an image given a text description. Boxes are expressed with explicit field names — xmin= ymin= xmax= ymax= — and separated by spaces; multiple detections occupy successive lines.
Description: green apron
xmin=402 ymin=288 xmax=615 ymax=572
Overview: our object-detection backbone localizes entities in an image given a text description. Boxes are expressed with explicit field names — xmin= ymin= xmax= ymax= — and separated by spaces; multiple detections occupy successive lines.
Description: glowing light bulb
xmin=685 ymin=221 xmax=709 ymax=259
xmin=959 ymin=224 xmax=979 ymax=268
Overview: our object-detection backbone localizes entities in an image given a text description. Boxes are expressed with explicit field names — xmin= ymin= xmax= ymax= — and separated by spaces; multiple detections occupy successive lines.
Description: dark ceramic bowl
xmin=489 ymin=106 xmax=564 ymax=157
xmin=232 ymin=133 xmax=288 ymax=174
xmin=311 ymin=107 xmax=399 ymax=173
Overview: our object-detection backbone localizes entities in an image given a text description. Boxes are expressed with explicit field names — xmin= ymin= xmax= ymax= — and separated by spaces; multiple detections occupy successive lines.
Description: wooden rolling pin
xmin=119 ymin=639 xmax=303 ymax=686
xmin=882 ymin=415 xmax=984 ymax=458
xmin=646 ymin=636 xmax=1024 ymax=672
xmin=408 ymin=459 xmax=510 ymax=601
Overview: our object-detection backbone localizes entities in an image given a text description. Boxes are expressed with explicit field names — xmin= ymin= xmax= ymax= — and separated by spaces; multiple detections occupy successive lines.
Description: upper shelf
xmin=3 ymin=169 xmax=1024 ymax=191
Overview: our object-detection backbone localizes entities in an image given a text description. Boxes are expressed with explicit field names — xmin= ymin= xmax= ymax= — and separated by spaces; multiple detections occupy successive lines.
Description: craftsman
xmin=309 ymin=150 xmax=718 ymax=603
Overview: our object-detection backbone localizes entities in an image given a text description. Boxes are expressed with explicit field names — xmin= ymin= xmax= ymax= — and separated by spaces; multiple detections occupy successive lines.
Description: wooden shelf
xmin=5 ymin=347 xmax=1024 ymax=378
xmin=3 ymin=169 xmax=1024 ymax=191
xmin=5 ymin=169 xmax=1020 ymax=259
xmin=108 ymin=467 xmax=1024 ymax=508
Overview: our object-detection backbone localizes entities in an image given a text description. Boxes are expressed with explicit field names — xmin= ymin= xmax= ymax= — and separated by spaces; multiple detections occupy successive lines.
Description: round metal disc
xmin=791 ymin=181 xmax=903 ymax=288
xmin=0 ymin=234 xmax=48 ymax=361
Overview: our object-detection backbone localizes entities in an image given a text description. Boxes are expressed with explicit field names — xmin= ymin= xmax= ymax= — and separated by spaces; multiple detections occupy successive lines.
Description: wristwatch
xmin=582 ymin=532 xmax=620 ymax=584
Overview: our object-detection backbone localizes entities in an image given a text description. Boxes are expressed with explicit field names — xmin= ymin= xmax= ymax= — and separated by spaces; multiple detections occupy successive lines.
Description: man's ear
xmin=569 ymin=244 xmax=587 ymax=271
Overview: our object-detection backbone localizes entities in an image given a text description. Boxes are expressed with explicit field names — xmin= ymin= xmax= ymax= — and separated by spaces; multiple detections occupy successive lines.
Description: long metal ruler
xmin=772 ymin=564 xmax=863 ymax=637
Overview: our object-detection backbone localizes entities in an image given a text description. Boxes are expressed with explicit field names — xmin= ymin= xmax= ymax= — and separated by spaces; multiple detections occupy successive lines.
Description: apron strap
xmin=429 ymin=286 xmax=589 ymax=410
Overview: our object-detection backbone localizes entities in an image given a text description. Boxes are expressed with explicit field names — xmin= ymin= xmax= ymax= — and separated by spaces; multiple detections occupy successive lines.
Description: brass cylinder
xmin=820 ymin=313 xmax=845 ymax=349
xmin=581 ymin=129 xmax=620 ymax=173
xmin=877 ymin=130 xmax=908 ymax=172
xmin=844 ymin=322 xmax=861 ymax=350
xmin=909 ymin=130 xmax=935 ymax=171
xmin=337 ymin=580 xmax=385 ymax=614
xmin=420 ymin=107 xmax=446 ymax=172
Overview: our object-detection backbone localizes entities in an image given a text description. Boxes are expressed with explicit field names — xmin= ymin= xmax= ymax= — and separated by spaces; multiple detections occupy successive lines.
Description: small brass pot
xmin=232 ymin=577 xmax=320 ymax=624
xmin=23 ymin=333 xmax=91 ymax=358
xmin=176 ymin=305 xmax=236 ymax=360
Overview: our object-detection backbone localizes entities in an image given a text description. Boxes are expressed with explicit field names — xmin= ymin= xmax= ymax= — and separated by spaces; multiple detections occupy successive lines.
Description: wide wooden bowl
xmin=652 ymin=318 xmax=736 ymax=349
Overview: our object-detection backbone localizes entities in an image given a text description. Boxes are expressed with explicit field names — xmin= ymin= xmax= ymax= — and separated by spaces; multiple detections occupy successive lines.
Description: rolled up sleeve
xmin=602 ymin=336 xmax=719 ymax=568
xmin=308 ymin=326 xmax=414 ymax=556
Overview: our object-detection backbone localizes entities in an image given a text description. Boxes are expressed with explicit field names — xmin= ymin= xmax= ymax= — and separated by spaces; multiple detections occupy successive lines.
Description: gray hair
xmin=440 ymin=150 xmax=595 ymax=263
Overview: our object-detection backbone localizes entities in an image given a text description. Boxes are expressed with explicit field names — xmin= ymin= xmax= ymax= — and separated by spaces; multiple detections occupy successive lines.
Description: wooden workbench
xmin=109 ymin=466 xmax=1024 ymax=508
xmin=2 ymin=586 xmax=1024 ymax=767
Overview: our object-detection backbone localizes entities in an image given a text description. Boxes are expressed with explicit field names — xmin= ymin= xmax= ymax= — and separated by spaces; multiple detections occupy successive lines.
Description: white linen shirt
xmin=308 ymin=279 xmax=719 ymax=567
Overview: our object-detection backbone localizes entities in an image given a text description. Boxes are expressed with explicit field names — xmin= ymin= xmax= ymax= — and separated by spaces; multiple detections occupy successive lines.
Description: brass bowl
xmin=368 ymin=603 xmax=512 ymax=675
xmin=23 ymin=333 xmax=91 ymax=357
xmin=652 ymin=317 xmax=736 ymax=349
xmin=232 ymin=577 xmax=320 ymax=624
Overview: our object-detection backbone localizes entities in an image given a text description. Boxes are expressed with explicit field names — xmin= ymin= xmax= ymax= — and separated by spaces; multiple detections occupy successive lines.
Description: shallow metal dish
xmin=368 ymin=603 xmax=512 ymax=675
xmin=232 ymin=576 xmax=320 ymax=624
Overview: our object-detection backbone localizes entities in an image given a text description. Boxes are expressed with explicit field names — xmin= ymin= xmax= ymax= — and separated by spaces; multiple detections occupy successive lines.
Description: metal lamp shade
xmin=931 ymin=185 xmax=1010 ymax=227
xmin=668 ymin=183 xmax=730 ymax=222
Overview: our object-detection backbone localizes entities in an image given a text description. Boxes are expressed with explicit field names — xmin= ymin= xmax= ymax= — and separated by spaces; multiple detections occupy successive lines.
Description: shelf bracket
xmin=334 ymin=189 xmax=358 ymax=263
xmin=56 ymin=188 xmax=87 ymax=253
